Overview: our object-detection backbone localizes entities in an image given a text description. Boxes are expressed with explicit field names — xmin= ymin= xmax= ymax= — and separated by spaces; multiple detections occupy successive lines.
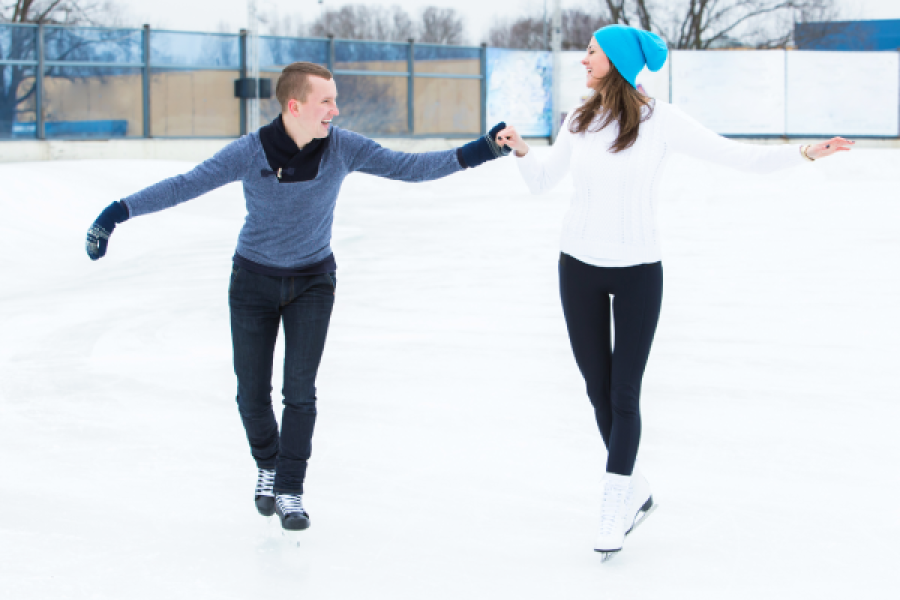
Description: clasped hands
xmin=495 ymin=125 xmax=529 ymax=157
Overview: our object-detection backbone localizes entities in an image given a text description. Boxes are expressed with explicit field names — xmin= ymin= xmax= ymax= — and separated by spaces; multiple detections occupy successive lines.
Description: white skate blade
xmin=281 ymin=528 xmax=303 ymax=547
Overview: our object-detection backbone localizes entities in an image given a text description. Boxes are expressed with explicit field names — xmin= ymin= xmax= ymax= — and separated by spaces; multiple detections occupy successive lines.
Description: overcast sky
xmin=117 ymin=0 xmax=900 ymax=41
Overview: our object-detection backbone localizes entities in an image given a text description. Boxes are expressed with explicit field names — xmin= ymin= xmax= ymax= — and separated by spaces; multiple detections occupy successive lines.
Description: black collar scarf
xmin=258 ymin=114 xmax=330 ymax=183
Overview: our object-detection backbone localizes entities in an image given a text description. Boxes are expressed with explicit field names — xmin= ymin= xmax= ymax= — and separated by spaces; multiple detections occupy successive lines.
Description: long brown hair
xmin=568 ymin=64 xmax=653 ymax=153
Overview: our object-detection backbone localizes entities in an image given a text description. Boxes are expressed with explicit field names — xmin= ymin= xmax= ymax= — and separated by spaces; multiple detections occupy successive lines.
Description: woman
xmin=497 ymin=25 xmax=852 ymax=556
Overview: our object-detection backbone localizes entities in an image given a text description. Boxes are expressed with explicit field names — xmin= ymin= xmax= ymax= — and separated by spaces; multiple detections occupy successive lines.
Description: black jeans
xmin=228 ymin=266 xmax=336 ymax=494
xmin=558 ymin=254 xmax=662 ymax=476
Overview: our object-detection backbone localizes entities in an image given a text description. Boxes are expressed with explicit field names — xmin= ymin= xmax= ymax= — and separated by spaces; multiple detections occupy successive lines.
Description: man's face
xmin=287 ymin=76 xmax=339 ymax=140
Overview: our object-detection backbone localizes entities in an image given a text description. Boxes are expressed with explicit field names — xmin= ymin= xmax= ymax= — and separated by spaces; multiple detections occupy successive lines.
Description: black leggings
xmin=558 ymin=254 xmax=663 ymax=476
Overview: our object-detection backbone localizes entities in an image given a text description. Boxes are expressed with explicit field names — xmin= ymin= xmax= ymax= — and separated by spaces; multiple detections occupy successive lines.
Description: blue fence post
xmin=239 ymin=29 xmax=247 ymax=135
xmin=327 ymin=35 xmax=334 ymax=72
xmin=480 ymin=43 xmax=487 ymax=135
xmin=36 ymin=24 xmax=44 ymax=140
xmin=142 ymin=24 xmax=151 ymax=138
xmin=408 ymin=38 xmax=415 ymax=135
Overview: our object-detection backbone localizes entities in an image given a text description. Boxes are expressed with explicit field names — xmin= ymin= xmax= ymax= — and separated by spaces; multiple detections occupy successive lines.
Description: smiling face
xmin=285 ymin=75 xmax=339 ymax=143
xmin=582 ymin=38 xmax=611 ymax=90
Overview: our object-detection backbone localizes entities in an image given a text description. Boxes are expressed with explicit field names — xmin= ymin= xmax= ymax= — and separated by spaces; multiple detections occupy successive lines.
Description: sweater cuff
xmin=515 ymin=147 xmax=537 ymax=170
xmin=456 ymin=147 xmax=469 ymax=169
xmin=120 ymin=198 xmax=135 ymax=219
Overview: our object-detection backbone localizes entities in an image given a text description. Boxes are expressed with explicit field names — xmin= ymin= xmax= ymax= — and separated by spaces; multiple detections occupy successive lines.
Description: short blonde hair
xmin=275 ymin=62 xmax=334 ymax=110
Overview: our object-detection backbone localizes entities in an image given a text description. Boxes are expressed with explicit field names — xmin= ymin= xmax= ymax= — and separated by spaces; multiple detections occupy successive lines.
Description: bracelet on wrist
xmin=801 ymin=145 xmax=815 ymax=162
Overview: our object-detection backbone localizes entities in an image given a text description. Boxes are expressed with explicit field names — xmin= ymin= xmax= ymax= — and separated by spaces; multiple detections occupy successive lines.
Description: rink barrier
xmin=3 ymin=23 xmax=899 ymax=142
xmin=0 ymin=136 xmax=895 ymax=164
xmin=0 ymin=137 xmax=498 ymax=163
xmin=0 ymin=24 xmax=487 ymax=141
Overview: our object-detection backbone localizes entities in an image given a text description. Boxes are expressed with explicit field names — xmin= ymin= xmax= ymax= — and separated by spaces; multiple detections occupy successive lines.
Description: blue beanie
xmin=592 ymin=25 xmax=668 ymax=88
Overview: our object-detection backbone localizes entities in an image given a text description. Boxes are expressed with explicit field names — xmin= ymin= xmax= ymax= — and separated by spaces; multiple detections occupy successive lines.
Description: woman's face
xmin=582 ymin=38 xmax=611 ymax=90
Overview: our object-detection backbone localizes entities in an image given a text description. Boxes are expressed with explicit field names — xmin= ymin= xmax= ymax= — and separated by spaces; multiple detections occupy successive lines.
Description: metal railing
xmin=0 ymin=23 xmax=487 ymax=140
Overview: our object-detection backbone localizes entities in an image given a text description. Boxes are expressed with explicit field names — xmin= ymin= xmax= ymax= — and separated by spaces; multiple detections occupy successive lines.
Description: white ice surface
xmin=1 ymin=147 xmax=898 ymax=598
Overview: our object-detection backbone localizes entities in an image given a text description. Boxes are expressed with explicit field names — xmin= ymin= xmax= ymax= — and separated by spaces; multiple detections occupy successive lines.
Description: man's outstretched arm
xmin=345 ymin=123 xmax=511 ymax=182
xmin=85 ymin=136 xmax=254 ymax=260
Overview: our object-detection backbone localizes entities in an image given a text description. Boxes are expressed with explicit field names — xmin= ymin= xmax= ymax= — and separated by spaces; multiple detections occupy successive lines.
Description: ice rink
xmin=1 ymin=145 xmax=898 ymax=598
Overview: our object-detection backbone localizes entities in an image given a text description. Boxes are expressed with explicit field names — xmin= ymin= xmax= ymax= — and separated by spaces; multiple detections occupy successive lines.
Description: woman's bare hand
xmin=806 ymin=137 xmax=854 ymax=160
xmin=496 ymin=125 xmax=530 ymax=157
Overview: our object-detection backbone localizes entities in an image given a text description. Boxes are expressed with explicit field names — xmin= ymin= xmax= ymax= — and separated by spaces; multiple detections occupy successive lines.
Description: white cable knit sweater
xmin=515 ymin=101 xmax=807 ymax=267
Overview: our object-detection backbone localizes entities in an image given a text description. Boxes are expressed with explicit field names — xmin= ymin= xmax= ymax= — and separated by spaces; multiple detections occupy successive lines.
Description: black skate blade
xmin=626 ymin=502 xmax=658 ymax=536
xmin=595 ymin=549 xmax=620 ymax=562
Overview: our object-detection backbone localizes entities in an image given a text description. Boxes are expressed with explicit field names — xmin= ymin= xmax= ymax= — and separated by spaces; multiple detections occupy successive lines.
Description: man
xmin=86 ymin=62 xmax=509 ymax=531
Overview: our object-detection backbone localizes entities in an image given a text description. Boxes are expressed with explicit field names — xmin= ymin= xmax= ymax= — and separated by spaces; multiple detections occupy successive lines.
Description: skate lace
xmin=598 ymin=483 xmax=628 ymax=535
xmin=276 ymin=493 xmax=306 ymax=516
xmin=255 ymin=468 xmax=275 ymax=497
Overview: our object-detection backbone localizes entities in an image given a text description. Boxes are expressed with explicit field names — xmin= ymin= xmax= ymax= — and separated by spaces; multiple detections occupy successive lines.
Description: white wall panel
xmin=547 ymin=49 xmax=898 ymax=137
xmin=786 ymin=51 xmax=899 ymax=136
xmin=671 ymin=51 xmax=785 ymax=135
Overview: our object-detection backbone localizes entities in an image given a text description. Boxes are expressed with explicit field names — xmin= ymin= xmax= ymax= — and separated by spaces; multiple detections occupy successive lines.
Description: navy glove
xmin=86 ymin=201 xmax=129 ymax=260
xmin=457 ymin=122 xmax=511 ymax=169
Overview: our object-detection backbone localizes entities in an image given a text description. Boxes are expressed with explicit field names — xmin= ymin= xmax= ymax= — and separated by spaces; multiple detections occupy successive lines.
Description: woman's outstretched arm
xmin=499 ymin=120 xmax=575 ymax=194
xmin=663 ymin=102 xmax=853 ymax=172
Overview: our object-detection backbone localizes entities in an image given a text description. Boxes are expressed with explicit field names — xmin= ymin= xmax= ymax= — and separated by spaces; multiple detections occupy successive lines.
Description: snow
xmin=1 ymin=146 xmax=898 ymax=598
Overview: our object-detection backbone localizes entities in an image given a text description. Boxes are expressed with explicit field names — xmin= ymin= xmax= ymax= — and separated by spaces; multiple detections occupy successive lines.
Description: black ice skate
xmin=275 ymin=493 xmax=310 ymax=531
xmin=255 ymin=468 xmax=275 ymax=517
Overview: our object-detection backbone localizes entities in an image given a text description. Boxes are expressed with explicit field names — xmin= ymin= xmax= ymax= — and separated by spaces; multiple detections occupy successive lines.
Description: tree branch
xmin=35 ymin=0 xmax=65 ymax=24
xmin=16 ymin=78 xmax=36 ymax=104
xmin=634 ymin=0 xmax=652 ymax=31
xmin=12 ymin=0 xmax=35 ymax=23
xmin=703 ymin=2 xmax=798 ymax=48
xmin=605 ymin=0 xmax=630 ymax=26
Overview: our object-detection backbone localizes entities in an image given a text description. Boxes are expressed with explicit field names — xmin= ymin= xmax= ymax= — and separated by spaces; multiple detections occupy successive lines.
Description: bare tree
xmin=596 ymin=0 xmax=841 ymax=49
xmin=487 ymin=9 xmax=609 ymax=50
xmin=487 ymin=16 xmax=547 ymax=49
xmin=265 ymin=4 xmax=468 ymax=45
xmin=562 ymin=9 xmax=611 ymax=50
xmin=1 ymin=1 xmax=128 ymax=136
xmin=484 ymin=0 xmax=841 ymax=50
xmin=308 ymin=5 xmax=414 ymax=42
xmin=603 ymin=0 xmax=653 ymax=31
xmin=1 ymin=0 xmax=120 ymax=25
xmin=418 ymin=7 xmax=466 ymax=45
xmin=259 ymin=11 xmax=306 ymax=38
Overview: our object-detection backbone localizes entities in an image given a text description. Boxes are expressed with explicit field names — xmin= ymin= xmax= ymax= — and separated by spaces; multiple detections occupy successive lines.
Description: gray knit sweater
xmin=122 ymin=126 xmax=463 ymax=269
